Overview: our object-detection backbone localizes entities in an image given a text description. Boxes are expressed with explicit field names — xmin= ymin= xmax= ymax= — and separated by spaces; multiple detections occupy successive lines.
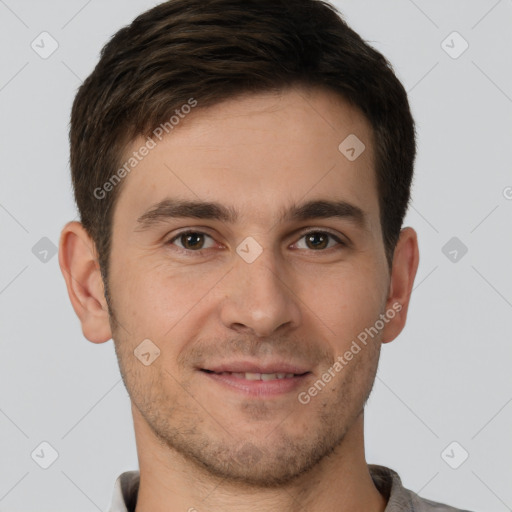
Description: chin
xmin=167 ymin=425 xmax=346 ymax=488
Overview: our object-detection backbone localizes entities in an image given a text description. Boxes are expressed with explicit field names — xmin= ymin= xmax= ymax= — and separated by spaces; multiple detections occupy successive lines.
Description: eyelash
xmin=166 ymin=229 xmax=347 ymax=256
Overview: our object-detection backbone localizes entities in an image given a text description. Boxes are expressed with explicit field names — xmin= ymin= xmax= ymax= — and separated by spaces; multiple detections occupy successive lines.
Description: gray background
xmin=1 ymin=0 xmax=511 ymax=510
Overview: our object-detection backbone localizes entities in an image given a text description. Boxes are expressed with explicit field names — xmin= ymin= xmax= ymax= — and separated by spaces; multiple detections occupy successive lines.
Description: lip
xmin=202 ymin=360 xmax=310 ymax=375
xmin=198 ymin=360 xmax=312 ymax=398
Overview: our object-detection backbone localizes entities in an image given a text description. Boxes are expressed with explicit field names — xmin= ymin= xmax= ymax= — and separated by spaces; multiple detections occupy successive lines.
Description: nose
xmin=218 ymin=247 xmax=301 ymax=338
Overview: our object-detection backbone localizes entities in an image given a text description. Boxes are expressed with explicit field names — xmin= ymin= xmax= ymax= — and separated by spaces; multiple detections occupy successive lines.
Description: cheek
xmin=301 ymin=263 xmax=387 ymax=345
xmin=109 ymin=255 xmax=223 ymax=345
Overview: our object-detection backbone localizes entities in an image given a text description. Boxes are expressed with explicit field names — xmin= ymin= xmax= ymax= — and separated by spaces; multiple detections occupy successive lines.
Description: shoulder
xmin=407 ymin=488 xmax=476 ymax=512
xmin=368 ymin=464 xmax=476 ymax=512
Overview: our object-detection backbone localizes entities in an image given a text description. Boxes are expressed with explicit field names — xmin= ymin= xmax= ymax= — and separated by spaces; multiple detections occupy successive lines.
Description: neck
xmin=133 ymin=407 xmax=387 ymax=512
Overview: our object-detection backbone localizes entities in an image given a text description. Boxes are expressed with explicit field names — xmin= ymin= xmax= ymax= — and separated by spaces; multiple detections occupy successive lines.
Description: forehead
xmin=113 ymin=86 xmax=379 ymax=231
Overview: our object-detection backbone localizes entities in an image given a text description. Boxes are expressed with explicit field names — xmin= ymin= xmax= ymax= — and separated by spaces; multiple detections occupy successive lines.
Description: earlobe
xmin=381 ymin=227 xmax=420 ymax=344
xmin=58 ymin=221 xmax=112 ymax=343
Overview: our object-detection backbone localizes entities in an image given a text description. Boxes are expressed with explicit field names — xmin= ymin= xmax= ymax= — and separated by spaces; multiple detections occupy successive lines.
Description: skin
xmin=59 ymin=85 xmax=419 ymax=512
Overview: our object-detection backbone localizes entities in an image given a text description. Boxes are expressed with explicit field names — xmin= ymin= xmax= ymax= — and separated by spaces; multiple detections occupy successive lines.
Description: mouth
xmin=199 ymin=363 xmax=312 ymax=397
xmin=201 ymin=369 xmax=309 ymax=380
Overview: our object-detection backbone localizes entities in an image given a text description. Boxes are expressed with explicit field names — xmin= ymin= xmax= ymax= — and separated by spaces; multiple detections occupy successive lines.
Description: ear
xmin=58 ymin=221 xmax=112 ymax=343
xmin=381 ymin=227 xmax=420 ymax=344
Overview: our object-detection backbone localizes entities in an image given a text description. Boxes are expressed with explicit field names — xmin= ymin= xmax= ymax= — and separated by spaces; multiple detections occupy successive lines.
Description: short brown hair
xmin=69 ymin=0 xmax=416 ymax=288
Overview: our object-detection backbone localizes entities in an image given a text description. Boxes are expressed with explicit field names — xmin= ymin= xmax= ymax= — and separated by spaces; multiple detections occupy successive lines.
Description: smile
xmin=199 ymin=367 xmax=311 ymax=397
xmin=202 ymin=370 xmax=305 ymax=380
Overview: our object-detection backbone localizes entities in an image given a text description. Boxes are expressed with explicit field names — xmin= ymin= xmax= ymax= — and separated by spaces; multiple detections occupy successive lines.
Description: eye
xmin=166 ymin=229 xmax=346 ymax=255
xmin=167 ymin=230 xmax=216 ymax=252
xmin=293 ymin=230 xmax=346 ymax=251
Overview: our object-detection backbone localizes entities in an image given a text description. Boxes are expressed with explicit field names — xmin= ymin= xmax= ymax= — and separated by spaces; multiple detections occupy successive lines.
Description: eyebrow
xmin=135 ymin=198 xmax=369 ymax=232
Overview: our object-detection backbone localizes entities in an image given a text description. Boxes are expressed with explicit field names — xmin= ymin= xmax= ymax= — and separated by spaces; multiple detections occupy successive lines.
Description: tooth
xmin=285 ymin=373 xmax=294 ymax=378
xmin=276 ymin=373 xmax=286 ymax=379
xmin=261 ymin=373 xmax=277 ymax=381
xmin=245 ymin=372 xmax=261 ymax=380
xmin=231 ymin=372 xmax=245 ymax=379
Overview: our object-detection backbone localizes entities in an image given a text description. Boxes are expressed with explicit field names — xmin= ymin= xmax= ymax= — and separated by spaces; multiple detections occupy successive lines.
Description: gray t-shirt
xmin=108 ymin=464 xmax=475 ymax=511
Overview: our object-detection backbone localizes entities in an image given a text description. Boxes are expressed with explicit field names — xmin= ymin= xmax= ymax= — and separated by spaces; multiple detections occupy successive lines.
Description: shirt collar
xmin=108 ymin=470 xmax=139 ymax=512
xmin=108 ymin=464 xmax=418 ymax=512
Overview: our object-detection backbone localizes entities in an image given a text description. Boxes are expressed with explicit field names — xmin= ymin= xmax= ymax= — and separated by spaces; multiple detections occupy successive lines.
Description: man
xmin=58 ymin=0 xmax=474 ymax=510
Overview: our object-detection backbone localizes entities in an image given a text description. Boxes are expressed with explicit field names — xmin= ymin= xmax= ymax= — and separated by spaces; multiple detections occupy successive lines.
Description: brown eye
xmin=168 ymin=231 xmax=215 ymax=251
xmin=305 ymin=232 xmax=329 ymax=250
xmin=294 ymin=231 xmax=345 ymax=251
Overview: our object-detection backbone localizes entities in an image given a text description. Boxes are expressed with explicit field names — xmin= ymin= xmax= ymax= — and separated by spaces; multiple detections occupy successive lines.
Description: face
xmin=107 ymin=86 xmax=392 ymax=486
